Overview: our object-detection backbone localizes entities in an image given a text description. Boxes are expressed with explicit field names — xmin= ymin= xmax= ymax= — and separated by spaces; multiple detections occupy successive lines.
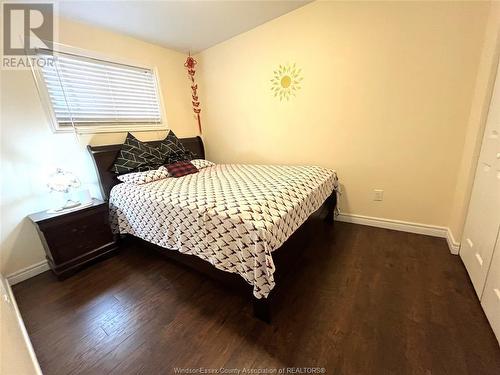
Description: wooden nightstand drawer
xmin=45 ymin=225 xmax=114 ymax=264
xmin=43 ymin=211 xmax=111 ymax=250
xmin=29 ymin=199 xmax=118 ymax=278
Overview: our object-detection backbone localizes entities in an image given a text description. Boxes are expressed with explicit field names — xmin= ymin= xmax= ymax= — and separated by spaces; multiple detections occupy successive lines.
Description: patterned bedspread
xmin=109 ymin=164 xmax=338 ymax=298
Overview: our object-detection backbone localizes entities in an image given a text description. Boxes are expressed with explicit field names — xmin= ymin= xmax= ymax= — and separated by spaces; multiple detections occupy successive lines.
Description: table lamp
xmin=47 ymin=168 xmax=91 ymax=213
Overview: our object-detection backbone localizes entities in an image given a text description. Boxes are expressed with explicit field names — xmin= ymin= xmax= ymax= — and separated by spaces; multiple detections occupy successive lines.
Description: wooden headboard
xmin=87 ymin=136 xmax=205 ymax=201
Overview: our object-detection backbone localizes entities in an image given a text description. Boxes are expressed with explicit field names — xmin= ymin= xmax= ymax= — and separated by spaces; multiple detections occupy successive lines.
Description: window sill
xmin=53 ymin=124 xmax=168 ymax=134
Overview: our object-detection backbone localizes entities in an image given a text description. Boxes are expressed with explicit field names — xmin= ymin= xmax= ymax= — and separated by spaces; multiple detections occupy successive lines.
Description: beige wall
xmin=1 ymin=2 xmax=498 ymax=278
xmin=0 ymin=18 xmax=197 ymax=276
xmin=197 ymin=1 xmax=491 ymax=237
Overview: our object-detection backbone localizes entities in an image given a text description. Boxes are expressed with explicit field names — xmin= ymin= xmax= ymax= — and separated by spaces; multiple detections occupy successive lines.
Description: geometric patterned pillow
xmin=190 ymin=159 xmax=215 ymax=170
xmin=164 ymin=150 xmax=193 ymax=165
xmin=157 ymin=130 xmax=195 ymax=164
xmin=117 ymin=168 xmax=169 ymax=185
xmin=112 ymin=133 xmax=164 ymax=175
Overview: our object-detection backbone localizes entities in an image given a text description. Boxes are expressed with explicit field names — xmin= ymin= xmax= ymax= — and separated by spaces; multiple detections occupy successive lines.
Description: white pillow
xmin=190 ymin=159 xmax=215 ymax=170
xmin=117 ymin=168 xmax=169 ymax=185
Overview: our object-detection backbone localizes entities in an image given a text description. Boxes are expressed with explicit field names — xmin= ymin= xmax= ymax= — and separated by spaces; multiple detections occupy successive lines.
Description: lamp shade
xmin=47 ymin=168 xmax=80 ymax=193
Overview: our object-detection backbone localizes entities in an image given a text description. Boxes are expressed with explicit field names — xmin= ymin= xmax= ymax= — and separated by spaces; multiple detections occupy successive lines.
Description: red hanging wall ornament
xmin=184 ymin=53 xmax=202 ymax=134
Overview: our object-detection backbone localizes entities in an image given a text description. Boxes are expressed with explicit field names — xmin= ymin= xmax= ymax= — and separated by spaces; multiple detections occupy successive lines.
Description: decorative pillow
xmin=164 ymin=150 xmax=193 ymax=165
xmin=112 ymin=133 xmax=164 ymax=174
xmin=117 ymin=168 xmax=169 ymax=185
xmin=190 ymin=159 xmax=215 ymax=170
xmin=165 ymin=161 xmax=198 ymax=177
xmin=157 ymin=130 xmax=195 ymax=164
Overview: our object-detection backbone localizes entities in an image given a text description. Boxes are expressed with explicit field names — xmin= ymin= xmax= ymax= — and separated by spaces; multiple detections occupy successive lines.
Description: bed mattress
xmin=109 ymin=163 xmax=338 ymax=298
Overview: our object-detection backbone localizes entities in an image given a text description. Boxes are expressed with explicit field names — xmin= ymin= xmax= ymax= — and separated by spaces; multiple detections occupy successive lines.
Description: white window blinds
xmin=38 ymin=51 xmax=162 ymax=127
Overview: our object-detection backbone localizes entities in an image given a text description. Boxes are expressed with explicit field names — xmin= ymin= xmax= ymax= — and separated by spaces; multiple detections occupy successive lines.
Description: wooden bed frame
xmin=87 ymin=136 xmax=336 ymax=322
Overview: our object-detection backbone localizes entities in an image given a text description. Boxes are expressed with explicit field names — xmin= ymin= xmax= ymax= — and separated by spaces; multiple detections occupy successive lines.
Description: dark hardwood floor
xmin=13 ymin=220 xmax=500 ymax=375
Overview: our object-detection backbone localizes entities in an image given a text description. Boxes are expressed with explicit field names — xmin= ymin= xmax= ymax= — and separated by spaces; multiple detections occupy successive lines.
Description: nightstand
xmin=29 ymin=198 xmax=118 ymax=279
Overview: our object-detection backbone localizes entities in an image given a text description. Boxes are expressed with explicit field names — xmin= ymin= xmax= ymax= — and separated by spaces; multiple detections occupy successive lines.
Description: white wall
xmin=0 ymin=274 xmax=42 ymax=375
xmin=0 ymin=17 xmax=198 ymax=277
xmin=448 ymin=2 xmax=500 ymax=241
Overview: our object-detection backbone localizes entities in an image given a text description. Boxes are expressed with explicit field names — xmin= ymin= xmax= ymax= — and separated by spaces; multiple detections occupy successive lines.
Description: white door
xmin=460 ymin=61 xmax=500 ymax=298
xmin=482 ymin=227 xmax=500 ymax=343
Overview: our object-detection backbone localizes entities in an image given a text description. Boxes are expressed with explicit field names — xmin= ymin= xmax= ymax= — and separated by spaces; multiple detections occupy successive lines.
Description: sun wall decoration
xmin=271 ymin=63 xmax=303 ymax=101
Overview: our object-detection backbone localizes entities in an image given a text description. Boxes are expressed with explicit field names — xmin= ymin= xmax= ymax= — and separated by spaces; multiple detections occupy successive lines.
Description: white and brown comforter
xmin=109 ymin=164 xmax=338 ymax=298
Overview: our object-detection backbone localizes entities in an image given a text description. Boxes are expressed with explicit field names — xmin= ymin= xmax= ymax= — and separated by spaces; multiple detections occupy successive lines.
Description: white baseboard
xmin=4 ymin=214 xmax=462 ymax=285
xmin=6 ymin=260 xmax=49 ymax=286
xmin=337 ymin=213 xmax=460 ymax=254
xmin=446 ymin=228 xmax=461 ymax=255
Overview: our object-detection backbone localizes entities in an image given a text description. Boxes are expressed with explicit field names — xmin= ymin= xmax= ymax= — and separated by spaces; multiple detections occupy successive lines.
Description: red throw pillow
xmin=166 ymin=161 xmax=198 ymax=177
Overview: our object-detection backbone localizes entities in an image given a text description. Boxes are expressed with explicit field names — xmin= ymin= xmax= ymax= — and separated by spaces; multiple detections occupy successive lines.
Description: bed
xmin=88 ymin=136 xmax=338 ymax=322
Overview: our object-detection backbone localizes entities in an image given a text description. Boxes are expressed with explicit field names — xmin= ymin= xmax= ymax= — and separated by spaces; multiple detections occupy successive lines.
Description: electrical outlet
xmin=373 ymin=189 xmax=384 ymax=201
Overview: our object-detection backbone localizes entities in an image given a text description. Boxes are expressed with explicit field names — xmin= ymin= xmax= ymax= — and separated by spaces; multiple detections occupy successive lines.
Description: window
xmin=35 ymin=48 xmax=164 ymax=133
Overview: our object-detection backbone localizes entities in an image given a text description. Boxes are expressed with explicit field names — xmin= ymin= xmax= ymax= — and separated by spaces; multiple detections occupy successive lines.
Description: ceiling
xmin=57 ymin=1 xmax=311 ymax=53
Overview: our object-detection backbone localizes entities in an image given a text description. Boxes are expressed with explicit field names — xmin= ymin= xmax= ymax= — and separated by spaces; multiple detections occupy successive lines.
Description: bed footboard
xmin=324 ymin=190 xmax=337 ymax=224
xmin=253 ymin=298 xmax=271 ymax=323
